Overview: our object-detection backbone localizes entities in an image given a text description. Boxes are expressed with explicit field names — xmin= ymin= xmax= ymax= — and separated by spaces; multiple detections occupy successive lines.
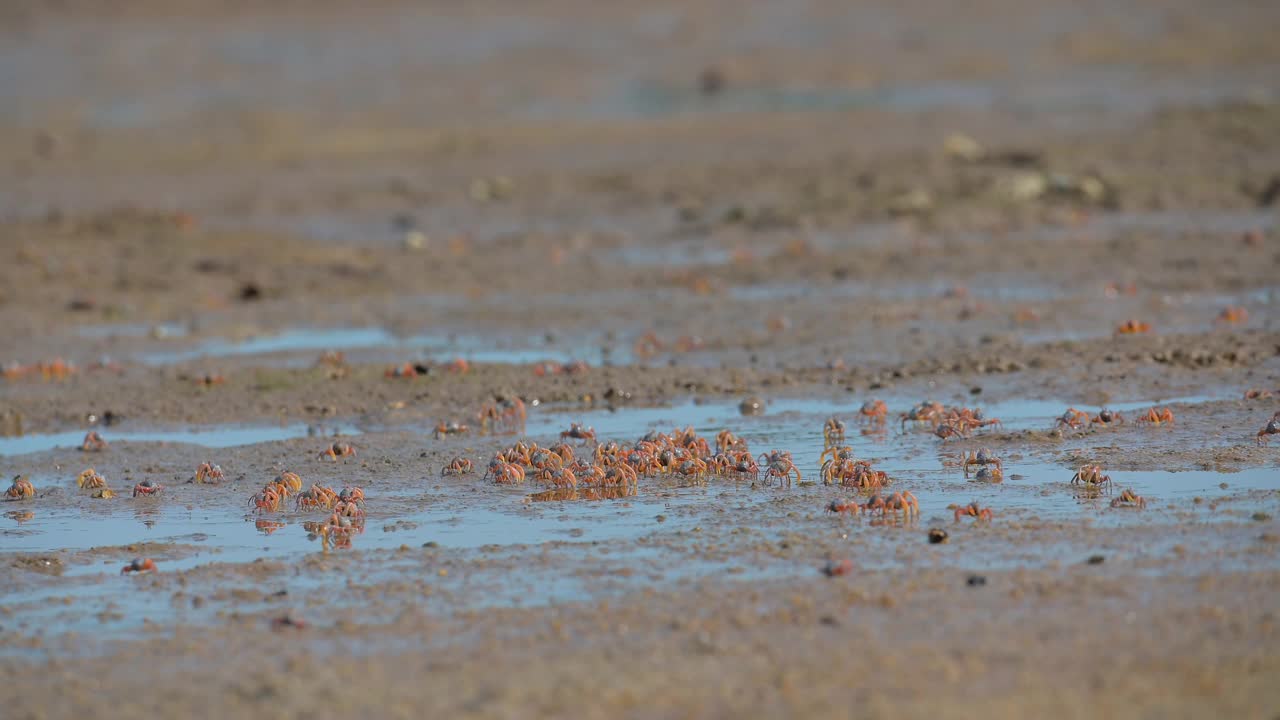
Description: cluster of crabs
xmin=442 ymin=422 xmax=805 ymax=493
xmin=423 ymin=391 xmax=1280 ymax=527
xmin=1053 ymin=405 xmax=1173 ymax=431
xmin=1 ymin=357 xmax=77 ymax=381
xmin=895 ymin=401 xmax=1003 ymax=441
xmin=247 ymin=469 xmax=368 ymax=550
xmin=2 ymin=390 xmax=1272 ymax=567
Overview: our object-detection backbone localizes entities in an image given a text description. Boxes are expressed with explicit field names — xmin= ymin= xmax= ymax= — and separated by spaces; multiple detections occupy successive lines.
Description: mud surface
xmin=2 ymin=1 xmax=1280 ymax=718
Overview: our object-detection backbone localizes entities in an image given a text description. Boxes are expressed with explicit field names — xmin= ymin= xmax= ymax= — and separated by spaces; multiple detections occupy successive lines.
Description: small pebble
xmin=928 ymin=528 xmax=949 ymax=544
xmin=966 ymin=575 xmax=987 ymax=587
xmin=1087 ymin=555 xmax=1105 ymax=565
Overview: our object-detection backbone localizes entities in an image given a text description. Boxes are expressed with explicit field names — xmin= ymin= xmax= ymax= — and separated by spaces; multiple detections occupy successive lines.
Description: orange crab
xmin=81 ymin=431 xmax=108 ymax=452
xmin=434 ymin=420 xmax=469 ymax=439
xmin=823 ymin=417 xmax=847 ymax=446
xmin=316 ymin=350 xmax=346 ymax=367
xmin=275 ymin=471 xmax=303 ymax=494
xmin=120 ymin=558 xmax=156 ymax=575
xmin=882 ymin=491 xmax=920 ymax=517
xmin=948 ymin=407 xmax=1002 ymax=433
xmin=194 ymin=462 xmax=224 ymax=484
xmin=479 ymin=396 xmax=527 ymax=434
xmin=858 ymin=399 xmax=888 ymax=425
xmin=822 ymin=454 xmax=888 ymax=490
xmin=1070 ymin=465 xmax=1112 ymax=489
xmin=1055 ymin=408 xmax=1090 ymax=431
xmin=1012 ymin=307 xmax=1042 ymax=325
xmin=952 ymin=501 xmax=994 ymax=522
xmin=132 ymin=480 xmax=163 ymax=498
xmin=386 ymin=362 xmax=419 ymax=379
xmin=442 ymin=357 xmax=470 ymax=374
xmin=487 ymin=459 xmax=526 ymax=485
xmin=602 ymin=464 xmax=638 ymax=488
xmin=1110 ymin=489 xmax=1147 ymax=508
xmin=819 ymin=445 xmax=855 ymax=482
xmin=827 ymin=498 xmax=862 ymax=514
xmin=1216 ymin=306 xmax=1248 ymax=325
xmin=76 ymin=468 xmax=108 ymax=489
xmin=5 ymin=476 xmax=35 ymax=501
xmin=715 ymin=429 xmax=745 ymax=454
xmin=900 ymin=401 xmax=945 ymax=430
xmin=318 ymin=442 xmax=357 ymax=461
xmin=933 ymin=422 xmax=969 ymax=442
xmin=762 ymin=453 xmax=801 ymax=487
xmin=633 ymin=331 xmax=665 ymax=359
xmin=1115 ymin=319 xmax=1152 ymax=335
xmin=1244 ymin=388 xmax=1274 ymax=400
xmin=251 ymin=486 xmax=284 ymax=513
xmin=333 ymin=499 xmax=364 ymax=518
xmin=822 ymin=558 xmax=854 ymax=577
xmin=442 ymin=457 xmax=474 ymax=476
xmin=573 ymin=462 xmax=607 ymax=487
xmin=1136 ymin=407 xmax=1174 ymax=425
xmin=1091 ymin=408 xmax=1124 ymax=426
xmin=972 ymin=466 xmax=1004 ymax=483
xmin=317 ymin=512 xmax=363 ymax=551
xmin=545 ymin=468 xmax=578 ymax=490
xmin=673 ymin=458 xmax=709 ymax=481
xmin=560 ymin=423 xmax=597 ymax=445
xmin=295 ymin=483 xmax=338 ymax=510
xmin=961 ymin=448 xmax=1002 ymax=477
xmin=1258 ymin=413 xmax=1280 ymax=446
xmin=193 ymin=373 xmax=225 ymax=387
xmin=500 ymin=441 xmax=533 ymax=465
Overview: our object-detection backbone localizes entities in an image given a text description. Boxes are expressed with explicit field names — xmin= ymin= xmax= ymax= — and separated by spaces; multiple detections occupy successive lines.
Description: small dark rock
xmin=738 ymin=396 xmax=765 ymax=416
xmin=928 ymin=528 xmax=949 ymax=544
xmin=698 ymin=66 xmax=726 ymax=96
xmin=238 ymin=282 xmax=263 ymax=301
xmin=1258 ymin=175 xmax=1280 ymax=207
xmin=966 ymin=574 xmax=987 ymax=587
xmin=1087 ymin=555 xmax=1105 ymax=565
xmin=193 ymin=258 xmax=232 ymax=274
xmin=422 ymin=541 xmax=439 ymax=548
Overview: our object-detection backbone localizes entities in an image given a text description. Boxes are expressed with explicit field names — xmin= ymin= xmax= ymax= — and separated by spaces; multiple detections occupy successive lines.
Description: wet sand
xmin=2 ymin=1 xmax=1280 ymax=718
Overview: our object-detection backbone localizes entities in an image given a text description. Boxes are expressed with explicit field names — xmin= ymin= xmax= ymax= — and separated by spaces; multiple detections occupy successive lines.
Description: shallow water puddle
xmin=525 ymin=393 xmax=1218 ymax=440
xmin=729 ymin=278 xmax=1061 ymax=303
xmin=135 ymin=326 xmax=597 ymax=366
xmin=0 ymin=480 xmax=709 ymax=562
xmin=0 ymin=422 xmax=360 ymax=456
xmin=518 ymin=394 xmax=1269 ymax=522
